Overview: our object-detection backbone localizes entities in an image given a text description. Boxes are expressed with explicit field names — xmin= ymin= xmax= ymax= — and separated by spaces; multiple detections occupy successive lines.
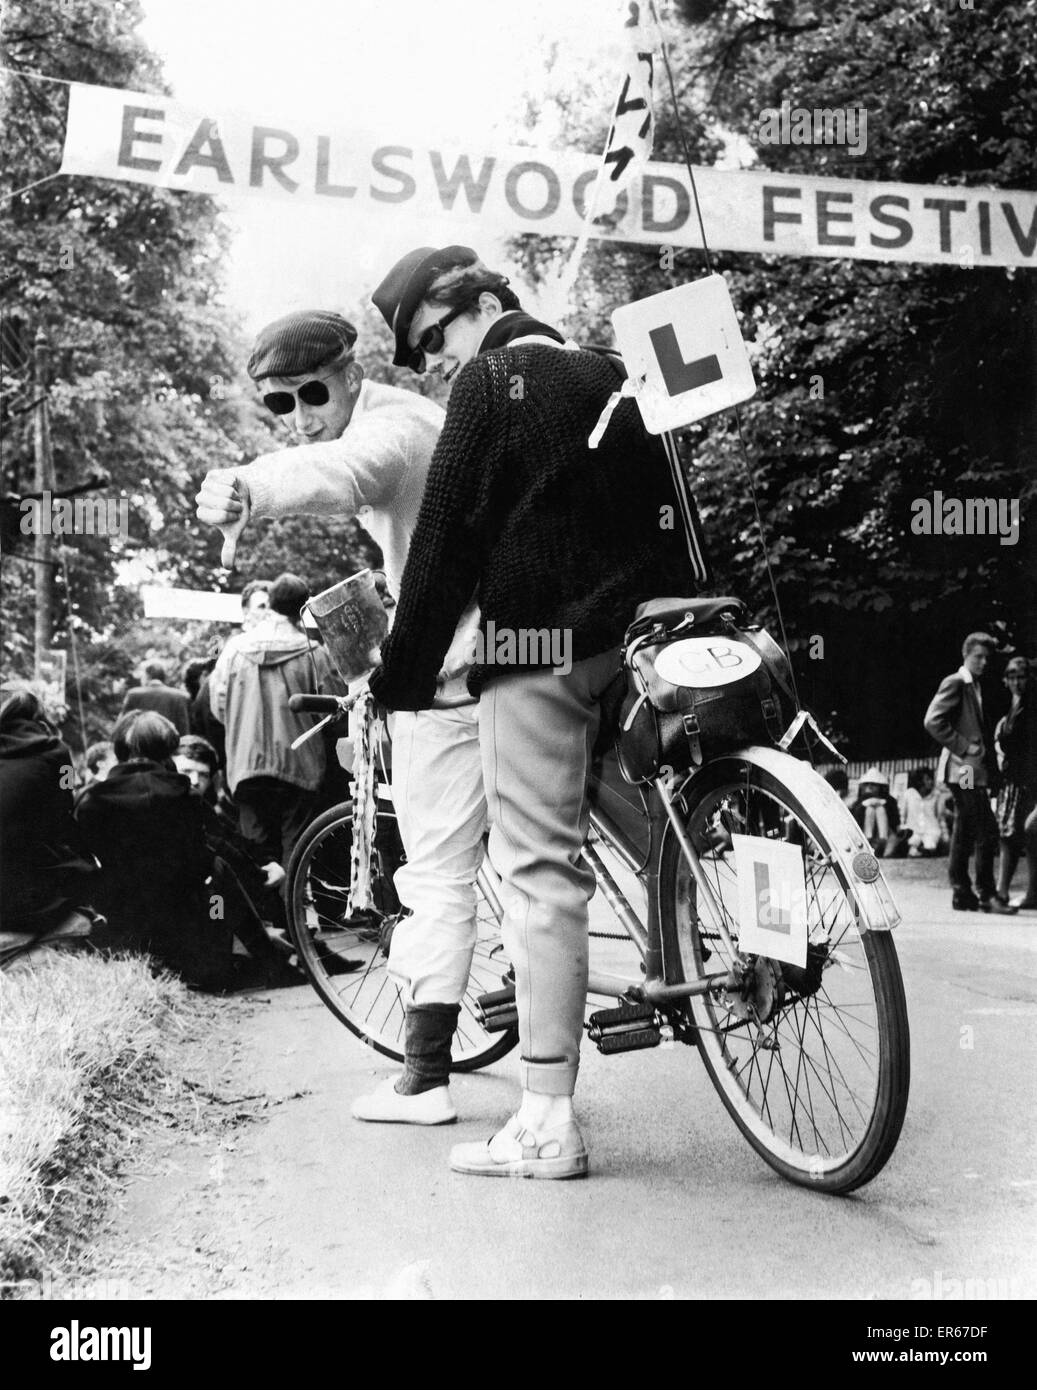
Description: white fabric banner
xmin=59 ymin=83 xmax=1037 ymax=269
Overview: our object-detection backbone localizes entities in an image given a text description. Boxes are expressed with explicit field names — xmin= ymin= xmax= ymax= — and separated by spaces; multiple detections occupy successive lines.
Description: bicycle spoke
xmin=672 ymin=767 xmax=905 ymax=1184
xmin=289 ymin=807 xmax=515 ymax=1069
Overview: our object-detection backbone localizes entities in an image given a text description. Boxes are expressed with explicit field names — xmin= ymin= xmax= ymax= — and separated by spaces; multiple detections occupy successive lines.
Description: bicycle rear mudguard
xmin=670 ymin=744 xmax=902 ymax=932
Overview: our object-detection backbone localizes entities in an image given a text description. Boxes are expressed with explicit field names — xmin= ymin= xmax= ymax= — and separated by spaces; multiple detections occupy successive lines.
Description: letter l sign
xmin=610 ymin=274 xmax=757 ymax=433
xmin=648 ymin=324 xmax=723 ymax=396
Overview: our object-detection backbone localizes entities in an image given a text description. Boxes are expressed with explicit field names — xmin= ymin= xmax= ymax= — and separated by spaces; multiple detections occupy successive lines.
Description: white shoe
xmin=351 ymin=1077 xmax=457 ymax=1125
xmin=449 ymin=1114 xmax=588 ymax=1179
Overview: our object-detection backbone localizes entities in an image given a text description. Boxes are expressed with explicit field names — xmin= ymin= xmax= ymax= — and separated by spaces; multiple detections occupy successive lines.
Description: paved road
xmin=105 ymin=861 xmax=1036 ymax=1300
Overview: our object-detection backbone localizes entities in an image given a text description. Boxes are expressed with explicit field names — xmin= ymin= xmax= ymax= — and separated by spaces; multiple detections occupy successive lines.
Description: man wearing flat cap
xmin=196 ymin=308 xmax=486 ymax=1125
xmin=365 ymin=245 xmax=695 ymax=1178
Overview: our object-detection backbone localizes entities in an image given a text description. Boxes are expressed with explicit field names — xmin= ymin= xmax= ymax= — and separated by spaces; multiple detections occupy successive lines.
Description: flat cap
xmin=247 ymin=310 xmax=357 ymax=381
xmin=372 ymin=245 xmax=477 ymax=368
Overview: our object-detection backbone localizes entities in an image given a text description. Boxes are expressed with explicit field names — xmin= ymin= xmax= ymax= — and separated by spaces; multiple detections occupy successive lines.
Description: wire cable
xmin=648 ymin=0 xmax=713 ymax=276
xmin=647 ymin=0 xmax=801 ymax=713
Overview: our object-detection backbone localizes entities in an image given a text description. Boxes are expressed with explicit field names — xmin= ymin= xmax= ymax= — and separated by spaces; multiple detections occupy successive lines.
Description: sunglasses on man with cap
xmin=406 ymin=301 xmax=478 ymax=373
xmin=262 ymin=374 xmax=339 ymax=416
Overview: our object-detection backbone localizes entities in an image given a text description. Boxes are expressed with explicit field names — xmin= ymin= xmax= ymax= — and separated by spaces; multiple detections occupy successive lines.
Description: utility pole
xmin=33 ymin=326 xmax=54 ymax=678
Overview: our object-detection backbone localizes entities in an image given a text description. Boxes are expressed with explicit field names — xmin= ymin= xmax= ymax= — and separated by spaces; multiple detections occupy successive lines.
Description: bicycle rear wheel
xmin=659 ymin=756 xmax=910 ymax=1194
xmin=286 ymin=801 xmax=517 ymax=1071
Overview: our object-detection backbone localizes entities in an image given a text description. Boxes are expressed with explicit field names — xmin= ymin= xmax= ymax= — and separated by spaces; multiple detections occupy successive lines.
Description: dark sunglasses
xmin=262 ymin=379 xmax=332 ymax=416
xmin=408 ymin=302 xmax=473 ymax=371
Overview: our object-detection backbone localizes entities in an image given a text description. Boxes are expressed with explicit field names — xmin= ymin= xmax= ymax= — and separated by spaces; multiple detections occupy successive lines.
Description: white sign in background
xmin=141 ymin=586 xmax=245 ymax=623
xmin=731 ymin=833 xmax=809 ymax=968
xmin=611 ymin=275 xmax=757 ymax=433
xmin=58 ymin=83 xmax=1037 ymax=269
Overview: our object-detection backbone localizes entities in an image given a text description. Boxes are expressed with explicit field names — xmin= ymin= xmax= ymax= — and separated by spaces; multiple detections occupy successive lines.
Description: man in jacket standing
xmin=120 ymin=661 xmax=190 ymax=735
xmin=924 ymin=631 xmax=1015 ymax=913
xmin=209 ymin=571 xmax=336 ymax=870
xmin=196 ymin=309 xmax=486 ymax=1124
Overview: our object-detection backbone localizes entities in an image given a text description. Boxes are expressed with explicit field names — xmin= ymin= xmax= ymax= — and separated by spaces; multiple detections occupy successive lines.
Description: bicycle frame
xmin=474 ymin=743 xmax=902 ymax=1010
xmin=301 ymin=689 xmax=901 ymax=1014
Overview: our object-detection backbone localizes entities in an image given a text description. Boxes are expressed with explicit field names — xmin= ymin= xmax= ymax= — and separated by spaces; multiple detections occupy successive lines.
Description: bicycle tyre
xmin=286 ymin=800 xmax=518 ymax=1071
xmin=659 ymin=755 xmax=910 ymax=1195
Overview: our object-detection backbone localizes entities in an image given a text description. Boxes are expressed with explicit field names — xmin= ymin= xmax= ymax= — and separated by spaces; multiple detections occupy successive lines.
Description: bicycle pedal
xmin=587 ymin=1002 xmax=662 ymax=1054
xmin=596 ymin=1028 xmax=662 ymax=1055
xmin=475 ymin=984 xmax=517 ymax=1033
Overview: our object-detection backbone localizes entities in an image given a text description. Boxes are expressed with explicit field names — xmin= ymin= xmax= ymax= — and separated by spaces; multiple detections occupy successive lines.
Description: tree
xmin=0 ymin=0 xmax=418 ymax=744
xmin=515 ymin=0 xmax=1037 ymax=756
xmin=0 ymin=0 xmax=253 ymax=739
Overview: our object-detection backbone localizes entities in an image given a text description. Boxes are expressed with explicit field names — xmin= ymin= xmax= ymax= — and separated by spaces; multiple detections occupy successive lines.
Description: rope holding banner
xmin=646 ymin=0 xmax=803 ymax=717
xmin=347 ymin=691 xmax=382 ymax=914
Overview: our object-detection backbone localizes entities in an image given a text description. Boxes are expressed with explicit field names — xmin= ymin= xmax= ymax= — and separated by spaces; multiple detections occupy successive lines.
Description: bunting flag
xmin=597 ymin=1 xmax=656 ymax=225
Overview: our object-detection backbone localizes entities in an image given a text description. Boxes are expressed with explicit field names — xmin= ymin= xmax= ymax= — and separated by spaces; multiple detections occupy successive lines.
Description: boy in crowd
xmin=924 ymin=632 xmax=1015 ymax=913
xmin=209 ymin=572 xmax=337 ymax=871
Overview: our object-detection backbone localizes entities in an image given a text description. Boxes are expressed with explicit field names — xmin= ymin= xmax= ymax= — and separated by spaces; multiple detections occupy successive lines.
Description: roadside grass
xmin=0 ymin=947 xmax=198 ymax=1294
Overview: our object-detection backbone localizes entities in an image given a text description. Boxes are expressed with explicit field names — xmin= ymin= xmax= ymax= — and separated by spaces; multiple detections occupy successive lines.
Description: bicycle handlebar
xmin=289 ymin=694 xmax=341 ymax=714
xmin=288 ymin=688 xmax=476 ymax=716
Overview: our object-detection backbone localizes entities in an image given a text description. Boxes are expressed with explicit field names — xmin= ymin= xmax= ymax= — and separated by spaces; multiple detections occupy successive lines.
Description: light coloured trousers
xmin=387 ymin=705 xmax=486 ymax=1006
xmin=480 ymin=651 xmax=618 ymax=1097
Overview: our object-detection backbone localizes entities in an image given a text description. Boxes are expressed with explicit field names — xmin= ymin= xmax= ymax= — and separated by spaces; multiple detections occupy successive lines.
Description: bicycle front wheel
xmin=286 ymin=802 xmax=517 ymax=1071
xmin=659 ymin=756 xmax=910 ymax=1194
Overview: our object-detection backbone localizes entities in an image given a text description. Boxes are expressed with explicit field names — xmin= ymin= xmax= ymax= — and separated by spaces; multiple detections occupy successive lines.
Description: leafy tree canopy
xmin=515 ymin=0 xmax=1036 ymax=755
xmin=0 ymin=0 xmax=419 ymax=742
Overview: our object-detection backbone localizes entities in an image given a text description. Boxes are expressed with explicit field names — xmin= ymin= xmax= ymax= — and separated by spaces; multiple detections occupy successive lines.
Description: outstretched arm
xmin=195 ymin=416 xmax=412 ymax=568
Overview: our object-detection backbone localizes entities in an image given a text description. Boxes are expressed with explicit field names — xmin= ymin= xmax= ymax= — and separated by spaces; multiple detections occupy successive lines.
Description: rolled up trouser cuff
xmin=519 ymin=1057 xmax=579 ymax=1097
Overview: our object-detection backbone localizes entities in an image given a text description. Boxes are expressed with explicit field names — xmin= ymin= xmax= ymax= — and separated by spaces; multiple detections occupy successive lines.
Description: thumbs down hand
xmin=196 ymin=470 xmax=251 ymax=569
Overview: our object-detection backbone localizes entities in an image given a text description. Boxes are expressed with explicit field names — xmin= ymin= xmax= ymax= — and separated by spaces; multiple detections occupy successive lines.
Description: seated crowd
xmin=0 ymin=571 xmax=351 ymax=988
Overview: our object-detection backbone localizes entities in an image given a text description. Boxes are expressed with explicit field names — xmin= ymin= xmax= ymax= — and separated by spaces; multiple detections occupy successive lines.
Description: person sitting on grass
xmin=76 ymin=710 xmax=224 ymax=987
xmin=849 ymin=767 xmax=911 ymax=858
xmin=174 ymin=735 xmax=286 ymax=918
xmin=76 ymin=711 xmax=296 ymax=989
xmin=901 ymin=767 xmax=946 ymax=857
xmin=173 ymin=734 xmax=358 ymax=978
xmin=0 ymin=688 xmax=97 ymax=955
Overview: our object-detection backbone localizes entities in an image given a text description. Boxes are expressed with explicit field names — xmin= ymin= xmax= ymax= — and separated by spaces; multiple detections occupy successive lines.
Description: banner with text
xmin=59 ymin=83 xmax=1037 ymax=269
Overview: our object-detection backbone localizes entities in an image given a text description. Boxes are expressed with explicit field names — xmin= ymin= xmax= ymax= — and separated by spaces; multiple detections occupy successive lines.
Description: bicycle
xmin=285 ymin=622 xmax=910 ymax=1195
xmin=285 ymin=690 xmax=519 ymax=1072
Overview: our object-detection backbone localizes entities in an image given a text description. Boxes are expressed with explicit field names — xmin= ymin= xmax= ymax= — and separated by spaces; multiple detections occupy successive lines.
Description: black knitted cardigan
xmin=368 ymin=323 xmax=697 ymax=711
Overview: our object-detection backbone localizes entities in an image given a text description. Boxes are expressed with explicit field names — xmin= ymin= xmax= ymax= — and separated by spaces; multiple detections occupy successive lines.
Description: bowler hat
xmin=247 ymin=311 xmax=357 ymax=381
xmin=372 ymin=245 xmax=478 ymax=368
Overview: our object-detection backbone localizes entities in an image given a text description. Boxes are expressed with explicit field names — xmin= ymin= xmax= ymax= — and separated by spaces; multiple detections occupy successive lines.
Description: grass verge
xmin=0 ymin=947 xmax=197 ymax=1296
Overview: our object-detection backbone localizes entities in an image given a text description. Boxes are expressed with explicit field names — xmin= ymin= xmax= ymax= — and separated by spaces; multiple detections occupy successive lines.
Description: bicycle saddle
xmin=630 ymin=596 xmax=747 ymax=631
